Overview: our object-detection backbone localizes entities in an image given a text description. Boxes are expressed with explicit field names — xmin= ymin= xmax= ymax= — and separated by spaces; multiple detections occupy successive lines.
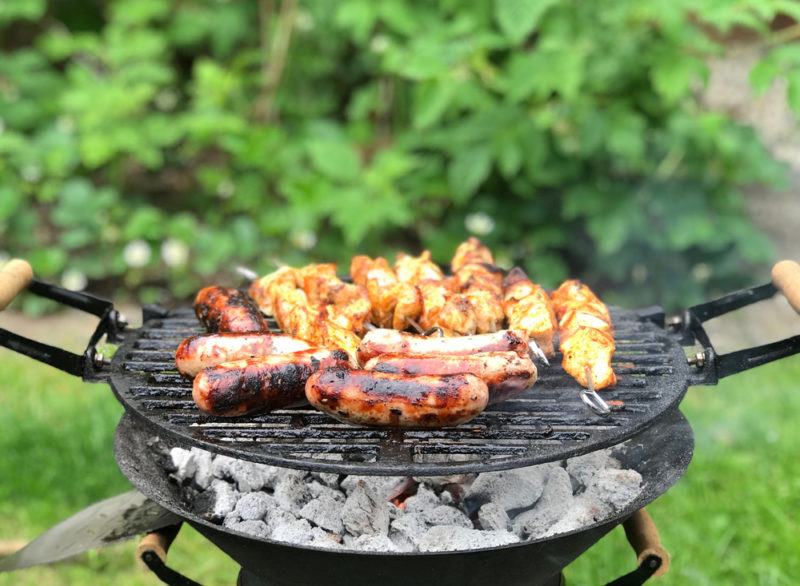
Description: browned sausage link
xmin=193 ymin=349 xmax=349 ymax=417
xmin=305 ymin=370 xmax=489 ymax=428
xmin=194 ymin=286 xmax=268 ymax=333
xmin=175 ymin=333 xmax=313 ymax=378
xmin=364 ymin=351 xmax=537 ymax=405
xmin=356 ymin=328 xmax=529 ymax=366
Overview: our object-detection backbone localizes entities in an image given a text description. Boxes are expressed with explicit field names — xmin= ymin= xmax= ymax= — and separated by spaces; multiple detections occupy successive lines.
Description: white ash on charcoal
xmin=165 ymin=442 xmax=643 ymax=553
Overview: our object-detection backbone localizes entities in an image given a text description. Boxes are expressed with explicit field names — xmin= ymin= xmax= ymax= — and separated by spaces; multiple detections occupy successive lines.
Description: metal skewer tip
xmin=528 ymin=343 xmax=550 ymax=366
xmin=580 ymin=366 xmax=611 ymax=417
xmin=235 ymin=265 xmax=259 ymax=281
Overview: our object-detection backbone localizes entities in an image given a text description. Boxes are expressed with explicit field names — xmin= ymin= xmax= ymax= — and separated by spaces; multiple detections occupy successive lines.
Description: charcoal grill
xmin=1 ymin=258 xmax=799 ymax=585
xmin=1 ymin=261 xmax=799 ymax=476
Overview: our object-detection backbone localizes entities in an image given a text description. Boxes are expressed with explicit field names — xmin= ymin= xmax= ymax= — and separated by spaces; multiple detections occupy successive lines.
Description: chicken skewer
xmin=502 ymin=267 xmax=558 ymax=360
xmin=552 ymin=279 xmax=616 ymax=390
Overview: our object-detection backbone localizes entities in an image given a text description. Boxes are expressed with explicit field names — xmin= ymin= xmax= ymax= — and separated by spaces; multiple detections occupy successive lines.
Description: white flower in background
xmin=123 ymin=239 xmax=152 ymax=268
xmin=161 ymin=238 xmax=189 ymax=268
xmin=370 ymin=34 xmax=390 ymax=54
xmin=21 ymin=164 xmax=42 ymax=183
xmin=464 ymin=212 xmax=495 ymax=236
xmin=56 ymin=115 xmax=75 ymax=134
xmin=290 ymin=229 xmax=317 ymax=251
xmin=216 ymin=179 xmax=235 ymax=199
xmin=692 ymin=263 xmax=712 ymax=283
xmin=295 ymin=10 xmax=314 ymax=31
xmin=632 ymin=263 xmax=648 ymax=284
xmin=61 ymin=268 xmax=88 ymax=291
xmin=155 ymin=89 xmax=178 ymax=111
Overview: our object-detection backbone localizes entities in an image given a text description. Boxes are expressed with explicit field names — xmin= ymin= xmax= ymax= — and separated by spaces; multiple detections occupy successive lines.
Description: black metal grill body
xmin=105 ymin=306 xmax=691 ymax=475
xmin=114 ymin=409 xmax=694 ymax=586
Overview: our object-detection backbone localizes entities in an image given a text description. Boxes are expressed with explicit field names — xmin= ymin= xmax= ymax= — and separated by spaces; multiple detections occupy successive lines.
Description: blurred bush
xmin=0 ymin=0 xmax=797 ymax=308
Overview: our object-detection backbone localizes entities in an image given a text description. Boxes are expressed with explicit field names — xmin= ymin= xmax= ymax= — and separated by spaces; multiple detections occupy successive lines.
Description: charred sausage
xmin=175 ymin=333 xmax=313 ymax=378
xmin=364 ymin=351 xmax=537 ymax=404
xmin=305 ymin=370 xmax=489 ymax=428
xmin=194 ymin=286 xmax=268 ymax=333
xmin=356 ymin=328 xmax=529 ymax=366
xmin=193 ymin=349 xmax=349 ymax=417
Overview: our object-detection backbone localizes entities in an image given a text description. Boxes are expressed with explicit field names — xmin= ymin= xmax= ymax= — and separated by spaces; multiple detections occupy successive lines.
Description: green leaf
xmin=448 ymin=146 xmax=492 ymax=202
xmin=651 ymin=52 xmax=705 ymax=104
xmin=494 ymin=0 xmax=557 ymax=44
xmin=307 ymin=139 xmax=362 ymax=182
xmin=413 ymin=80 xmax=455 ymax=129
xmin=787 ymin=70 xmax=800 ymax=115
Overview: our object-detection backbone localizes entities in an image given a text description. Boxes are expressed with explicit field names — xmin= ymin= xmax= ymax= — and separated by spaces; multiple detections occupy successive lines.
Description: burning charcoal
xmin=565 ymin=449 xmax=621 ymax=491
xmin=263 ymin=505 xmax=299 ymax=534
xmin=310 ymin=527 xmax=343 ymax=549
xmin=464 ymin=465 xmax=551 ymax=513
xmin=583 ymin=468 xmax=642 ymax=511
xmin=274 ymin=474 xmax=313 ymax=512
xmin=542 ymin=496 xmax=613 ymax=537
xmin=190 ymin=448 xmax=214 ymax=490
xmin=388 ymin=503 xmax=404 ymax=520
xmin=228 ymin=519 xmax=269 ymax=539
xmin=512 ymin=467 xmax=574 ymax=539
xmin=340 ymin=475 xmax=404 ymax=501
xmin=233 ymin=492 xmax=276 ymax=521
xmin=169 ymin=448 xmax=196 ymax=483
xmin=423 ymin=505 xmax=473 ymax=529
xmin=194 ymin=479 xmax=239 ymax=521
xmin=417 ymin=526 xmax=519 ymax=552
xmin=403 ymin=485 xmax=440 ymax=515
xmin=477 ymin=503 xmax=510 ymax=532
xmin=229 ymin=461 xmax=276 ymax=493
xmin=341 ymin=480 xmax=390 ymax=536
xmin=414 ymin=474 xmax=474 ymax=491
xmin=311 ymin=472 xmax=342 ymax=489
xmin=211 ymin=455 xmax=238 ymax=479
xmin=348 ymin=533 xmax=399 ymax=553
xmin=299 ymin=494 xmax=344 ymax=534
xmin=307 ymin=480 xmax=346 ymax=503
xmin=389 ymin=512 xmax=427 ymax=551
xmin=270 ymin=518 xmax=315 ymax=545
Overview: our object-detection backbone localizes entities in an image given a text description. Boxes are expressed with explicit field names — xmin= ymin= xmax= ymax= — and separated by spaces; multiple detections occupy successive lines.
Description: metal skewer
xmin=580 ymin=366 xmax=611 ymax=417
xmin=527 ymin=342 xmax=550 ymax=366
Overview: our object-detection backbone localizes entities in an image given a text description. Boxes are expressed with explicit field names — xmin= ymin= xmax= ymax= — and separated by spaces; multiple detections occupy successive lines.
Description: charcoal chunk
xmin=341 ymin=480 xmax=390 ymax=536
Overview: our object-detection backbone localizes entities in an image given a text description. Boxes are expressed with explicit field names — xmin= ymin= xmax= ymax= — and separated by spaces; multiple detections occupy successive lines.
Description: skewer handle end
xmin=772 ymin=260 xmax=800 ymax=315
xmin=0 ymin=259 xmax=33 ymax=311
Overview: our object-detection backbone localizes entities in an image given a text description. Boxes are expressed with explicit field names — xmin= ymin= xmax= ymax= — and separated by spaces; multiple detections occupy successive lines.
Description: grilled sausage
xmin=175 ymin=333 xmax=313 ymax=378
xmin=194 ymin=286 xmax=269 ymax=333
xmin=356 ymin=328 xmax=529 ymax=366
xmin=364 ymin=351 xmax=537 ymax=404
xmin=193 ymin=349 xmax=350 ymax=417
xmin=305 ymin=370 xmax=489 ymax=428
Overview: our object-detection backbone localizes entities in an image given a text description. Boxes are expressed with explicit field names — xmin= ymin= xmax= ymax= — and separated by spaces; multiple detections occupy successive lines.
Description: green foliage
xmin=0 ymin=0 xmax=795 ymax=307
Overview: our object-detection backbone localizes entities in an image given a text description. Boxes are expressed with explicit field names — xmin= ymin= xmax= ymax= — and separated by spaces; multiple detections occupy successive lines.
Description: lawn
xmin=0 ymin=350 xmax=798 ymax=585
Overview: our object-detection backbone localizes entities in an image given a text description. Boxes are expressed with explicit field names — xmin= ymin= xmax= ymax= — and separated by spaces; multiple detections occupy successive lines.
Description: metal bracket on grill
xmin=0 ymin=279 xmax=127 ymax=380
xmin=674 ymin=282 xmax=800 ymax=384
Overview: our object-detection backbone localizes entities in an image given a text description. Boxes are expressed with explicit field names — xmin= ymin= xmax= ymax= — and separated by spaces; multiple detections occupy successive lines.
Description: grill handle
xmin=0 ymin=268 xmax=126 ymax=380
xmin=680 ymin=261 xmax=800 ymax=383
xmin=137 ymin=524 xmax=202 ymax=586
xmin=605 ymin=508 xmax=669 ymax=585
xmin=0 ymin=259 xmax=33 ymax=311
xmin=772 ymin=260 xmax=800 ymax=315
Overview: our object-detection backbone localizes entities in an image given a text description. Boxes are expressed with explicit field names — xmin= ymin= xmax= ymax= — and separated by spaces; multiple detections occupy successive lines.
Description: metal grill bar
xmin=108 ymin=307 xmax=692 ymax=475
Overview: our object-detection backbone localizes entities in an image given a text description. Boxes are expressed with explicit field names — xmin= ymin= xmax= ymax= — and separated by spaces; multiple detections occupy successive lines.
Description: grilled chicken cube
xmin=394 ymin=251 xmax=444 ymax=284
xmin=451 ymin=237 xmax=494 ymax=273
xmin=502 ymin=267 xmax=558 ymax=357
xmin=248 ymin=266 xmax=297 ymax=316
xmin=560 ymin=327 xmax=616 ymax=389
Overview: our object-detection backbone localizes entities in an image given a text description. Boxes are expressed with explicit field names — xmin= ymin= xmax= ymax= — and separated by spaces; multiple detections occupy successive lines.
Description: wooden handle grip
xmin=136 ymin=524 xmax=181 ymax=567
xmin=0 ymin=259 xmax=33 ymax=311
xmin=772 ymin=260 xmax=800 ymax=315
xmin=623 ymin=509 xmax=670 ymax=578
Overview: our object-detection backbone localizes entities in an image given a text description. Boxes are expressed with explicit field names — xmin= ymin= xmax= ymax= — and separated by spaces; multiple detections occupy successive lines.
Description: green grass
xmin=1 ymin=351 xmax=798 ymax=585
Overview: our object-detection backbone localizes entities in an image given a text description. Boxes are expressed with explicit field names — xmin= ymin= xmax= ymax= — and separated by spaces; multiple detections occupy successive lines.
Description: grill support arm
xmin=678 ymin=261 xmax=800 ymax=384
xmin=0 ymin=266 xmax=126 ymax=380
